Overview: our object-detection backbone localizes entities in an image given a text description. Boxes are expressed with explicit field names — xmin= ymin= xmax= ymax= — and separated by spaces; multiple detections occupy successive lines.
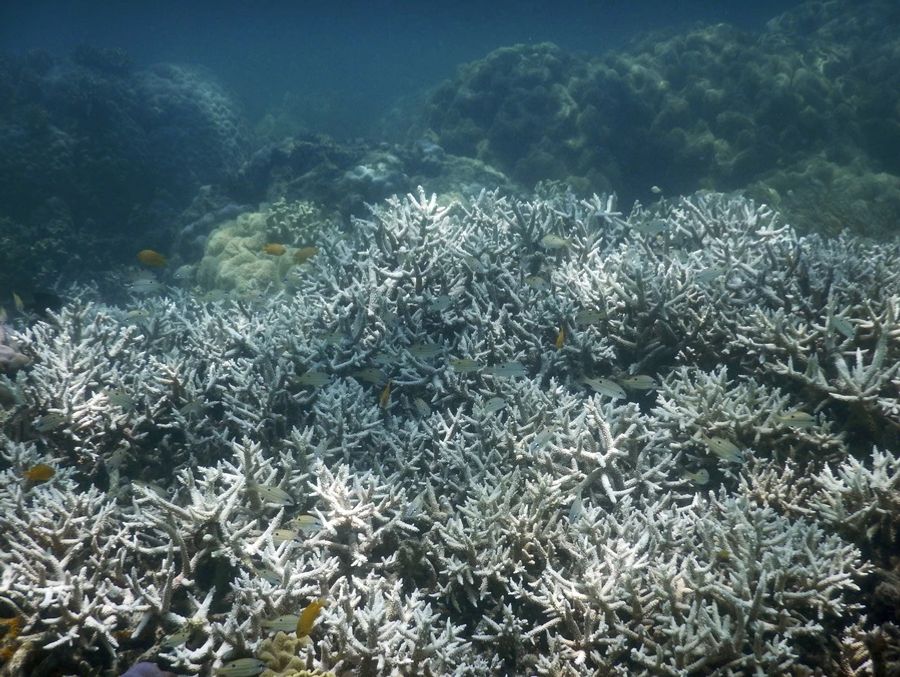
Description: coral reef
xmin=1 ymin=189 xmax=898 ymax=675
xmin=419 ymin=0 xmax=900 ymax=236
xmin=0 ymin=48 xmax=249 ymax=288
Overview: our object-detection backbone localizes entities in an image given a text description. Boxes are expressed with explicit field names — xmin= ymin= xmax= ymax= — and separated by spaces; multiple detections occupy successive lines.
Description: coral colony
xmin=2 ymin=188 xmax=900 ymax=675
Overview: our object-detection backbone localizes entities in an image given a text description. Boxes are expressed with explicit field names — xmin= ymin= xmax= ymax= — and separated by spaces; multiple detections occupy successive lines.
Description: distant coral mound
xmin=0 ymin=48 xmax=248 ymax=290
xmin=419 ymin=0 xmax=900 ymax=237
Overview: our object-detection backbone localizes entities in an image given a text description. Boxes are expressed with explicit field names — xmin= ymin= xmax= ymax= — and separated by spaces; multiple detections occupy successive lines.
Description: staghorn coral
xmin=0 ymin=188 xmax=898 ymax=674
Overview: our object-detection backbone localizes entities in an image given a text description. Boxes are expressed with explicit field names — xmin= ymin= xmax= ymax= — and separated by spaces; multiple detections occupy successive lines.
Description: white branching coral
xmin=0 ymin=188 xmax=896 ymax=674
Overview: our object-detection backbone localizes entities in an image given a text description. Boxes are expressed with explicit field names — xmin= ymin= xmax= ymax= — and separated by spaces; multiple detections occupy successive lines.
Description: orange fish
xmin=137 ymin=249 xmax=167 ymax=267
xmin=293 ymin=246 xmax=319 ymax=264
xmin=379 ymin=380 xmax=392 ymax=409
xmin=23 ymin=463 xmax=54 ymax=482
xmin=296 ymin=598 xmax=327 ymax=639
xmin=555 ymin=325 xmax=566 ymax=350
xmin=263 ymin=243 xmax=287 ymax=256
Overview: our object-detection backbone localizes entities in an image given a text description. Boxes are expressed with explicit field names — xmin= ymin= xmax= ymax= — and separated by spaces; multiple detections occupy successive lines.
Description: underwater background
xmin=1 ymin=1 xmax=900 ymax=675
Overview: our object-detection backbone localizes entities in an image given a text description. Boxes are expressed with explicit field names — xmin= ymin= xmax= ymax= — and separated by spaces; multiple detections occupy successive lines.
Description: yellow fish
xmin=263 ymin=243 xmax=287 ymax=256
xmin=379 ymin=380 xmax=392 ymax=409
xmin=293 ymin=246 xmax=319 ymax=264
xmin=136 ymin=249 xmax=167 ymax=267
xmin=23 ymin=463 xmax=55 ymax=482
xmin=296 ymin=598 xmax=327 ymax=639
xmin=555 ymin=325 xmax=565 ymax=350
xmin=12 ymin=292 xmax=24 ymax=313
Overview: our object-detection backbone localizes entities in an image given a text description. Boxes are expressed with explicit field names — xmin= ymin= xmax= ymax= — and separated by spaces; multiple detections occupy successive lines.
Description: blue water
xmin=0 ymin=0 xmax=807 ymax=139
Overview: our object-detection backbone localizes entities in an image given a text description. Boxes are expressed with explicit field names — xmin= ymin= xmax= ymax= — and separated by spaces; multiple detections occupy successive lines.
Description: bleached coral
xmin=0 ymin=188 xmax=896 ymax=674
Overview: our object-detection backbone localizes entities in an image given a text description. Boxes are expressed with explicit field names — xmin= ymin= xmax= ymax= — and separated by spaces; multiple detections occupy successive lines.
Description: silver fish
xmin=774 ymin=410 xmax=816 ymax=429
xmin=33 ymin=412 xmax=68 ymax=433
xmin=216 ymin=658 xmax=267 ymax=677
xmin=830 ymin=316 xmax=855 ymax=339
xmin=483 ymin=396 xmax=508 ymax=414
xmin=581 ymin=377 xmax=626 ymax=400
xmin=702 ymin=435 xmax=743 ymax=463
xmin=249 ymin=483 xmax=295 ymax=506
xmin=450 ymin=358 xmax=481 ymax=373
xmin=408 ymin=343 xmax=442 ymax=360
xmin=485 ymin=361 xmax=527 ymax=378
xmin=296 ymin=370 xmax=330 ymax=387
xmin=617 ymin=375 xmax=657 ymax=391
xmin=262 ymin=614 xmax=300 ymax=633
xmin=540 ymin=234 xmax=570 ymax=249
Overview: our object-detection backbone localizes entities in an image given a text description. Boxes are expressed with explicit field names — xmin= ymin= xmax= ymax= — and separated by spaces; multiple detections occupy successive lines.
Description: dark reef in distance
xmin=0 ymin=0 xmax=899 ymax=292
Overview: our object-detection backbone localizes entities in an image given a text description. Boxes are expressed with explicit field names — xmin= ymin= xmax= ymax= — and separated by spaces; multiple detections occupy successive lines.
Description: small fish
xmin=450 ymin=358 xmax=481 ymax=373
xmin=136 ymin=249 xmax=167 ymax=267
xmin=524 ymin=275 xmax=549 ymax=289
xmin=483 ymin=396 xmax=507 ymax=414
xmin=33 ymin=412 xmax=67 ymax=433
xmin=178 ymin=398 xmax=205 ymax=417
xmin=568 ymin=489 xmax=584 ymax=522
xmin=683 ymin=469 xmax=710 ymax=485
xmin=323 ymin=331 xmax=343 ymax=346
xmin=379 ymin=380 xmax=392 ymax=409
xmin=125 ymin=308 xmax=151 ymax=321
xmin=830 ymin=316 xmax=855 ymax=339
xmin=485 ymin=361 xmax=527 ymax=378
xmin=554 ymin=325 xmax=566 ymax=350
xmin=352 ymin=367 xmax=387 ymax=386
xmin=262 ymin=614 xmax=300 ymax=633
xmin=172 ymin=265 xmax=194 ymax=281
xmin=574 ymin=309 xmax=605 ymax=326
xmin=379 ymin=308 xmax=398 ymax=327
xmin=105 ymin=387 xmax=135 ymax=412
xmin=774 ymin=410 xmax=816 ymax=429
xmin=256 ymin=568 xmax=281 ymax=584
xmin=373 ymin=351 xmax=394 ymax=366
xmin=293 ymin=246 xmax=319 ymax=264
xmin=617 ymin=375 xmax=658 ymax=391
xmin=287 ymin=514 xmax=323 ymax=535
xmin=161 ymin=626 xmax=193 ymax=647
xmin=263 ymin=243 xmax=286 ymax=256
xmin=696 ymin=266 xmax=727 ymax=284
xmin=529 ymin=428 xmax=555 ymax=451
xmin=296 ymin=598 xmax=327 ymax=639
xmin=23 ymin=463 xmax=54 ymax=482
xmin=540 ymin=234 xmax=570 ymax=249
xmin=580 ymin=377 xmax=626 ymax=400
xmin=216 ymin=658 xmax=267 ymax=677
xmin=633 ymin=219 xmax=668 ymax=236
xmin=12 ymin=292 xmax=24 ymax=313
xmin=650 ymin=185 xmax=662 ymax=194
xmin=702 ymin=435 xmax=743 ymax=463
xmin=127 ymin=278 xmax=164 ymax=296
xmin=408 ymin=343 xmax=441 ymax=360
xmin=462 ymin=255 xmax=487 ymax=273
xmin=270 ymin=528 xmax=303 ymax=545
xmin=413 ymin=397 xmax=431 ymax=417
xmin=249 ymin=483 xmax=295 ymax=506
xmin=133 ymin=480 xmax=168 ymax=497
xmin=296 ymin=370 xmax=330 ymax=387
xmin=428 ymin=295 xmax=452 ymax=311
